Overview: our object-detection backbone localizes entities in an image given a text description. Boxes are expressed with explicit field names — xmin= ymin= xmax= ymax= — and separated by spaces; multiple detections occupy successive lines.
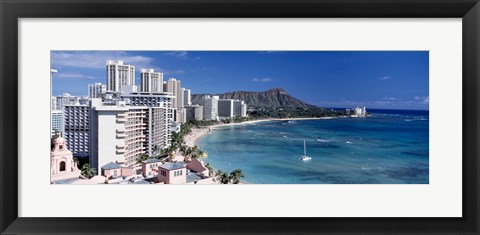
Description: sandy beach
xmin=183 ymin=117 xmax=342 ymax=147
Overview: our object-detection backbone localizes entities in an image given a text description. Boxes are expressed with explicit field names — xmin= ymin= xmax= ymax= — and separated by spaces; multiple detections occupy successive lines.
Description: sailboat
xmin=299 ymin=140 xmax=312 ymax=161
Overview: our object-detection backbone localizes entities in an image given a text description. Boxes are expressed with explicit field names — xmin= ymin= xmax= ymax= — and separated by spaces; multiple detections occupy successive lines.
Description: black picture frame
xmin=1 ymin=0 xmax=479 ymax=234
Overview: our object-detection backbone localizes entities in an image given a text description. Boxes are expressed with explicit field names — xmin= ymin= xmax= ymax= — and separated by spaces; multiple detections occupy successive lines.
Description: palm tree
xmin=81 ymin=164 xmax=96 ymax=179
xmin=205 ymin=163 xmax=214 ymax=177
xmin=136 ymin=154 xmax=150 ymax=165
xmin=229 ymin=169 xmax=245 ymax=184
xmin=220 ymin=172 xmax=230 ymax=184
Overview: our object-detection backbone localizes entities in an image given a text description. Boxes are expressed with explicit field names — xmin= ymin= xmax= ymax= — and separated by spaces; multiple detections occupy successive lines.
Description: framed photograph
xmin=1 ymin=0 xmax=479 ymax=234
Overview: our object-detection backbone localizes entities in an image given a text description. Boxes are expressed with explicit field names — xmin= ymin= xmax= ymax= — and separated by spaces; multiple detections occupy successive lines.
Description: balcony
xmin=116 ymin=129 xmax=126 ymax=133
xmin=116 ymin=118 xmax=126 ymax=122
xmin=116 ymin=145 xmax=125 ymax=149
xmin=116 ymin=134 xmax=127 ymax=138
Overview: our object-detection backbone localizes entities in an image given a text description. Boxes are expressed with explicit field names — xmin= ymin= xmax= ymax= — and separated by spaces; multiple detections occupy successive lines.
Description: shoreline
xmin=184 ymin=116 xmax=351 ymax=147
xmin=183 ymin=115 xmax=365 ymax=184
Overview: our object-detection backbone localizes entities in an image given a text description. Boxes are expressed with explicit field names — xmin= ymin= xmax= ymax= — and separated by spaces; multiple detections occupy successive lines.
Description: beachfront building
xmin=233 ymin=100 xmax=247 ymax=117
xmin=182 ymin=88 xmax=191 ymax=106
xmin=89 ymin=99 xmax=148 ymax=172
xmin=158 ymin=162 xmax=187 ymax=184
xmin=218 ymin=99 xmax=235 ymax=118
xmin=50 ymin=136 xmax=81 ymax=182
xmin=202 ymin=95 xmax=219 ymax=120
xmin=185 ymin=105 xmax=204 ymax=121
xmin=88 ymin=83 xmax=106 ymax=99
xmin=142 ymin=159 xmax=162 ymax=178
xmin=121 ymin=92 xmax=175 ymax=155
xmin=63 ymin=104 xmax=89 ymax=157
xmin=51 ymin=110 xmax=63 ymax=136
xmin=106 ymin=60 xmax=135 ymax=92
xmin=140 ymin=68 xmax=164 ymax=93
xmin=354 ymin=106 xmax=367 ymax=117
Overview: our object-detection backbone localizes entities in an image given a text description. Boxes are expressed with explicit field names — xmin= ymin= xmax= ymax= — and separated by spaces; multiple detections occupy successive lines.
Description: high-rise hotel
xmin=140 ymin=69 xmax=163 ymax=93
xmin=106 ymin=60 xmax=135 ymax=92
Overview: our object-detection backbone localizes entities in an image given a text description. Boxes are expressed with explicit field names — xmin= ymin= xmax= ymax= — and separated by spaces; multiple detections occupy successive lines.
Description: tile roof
xmin=159 ymin=162 xmax=186 ymax=170
xmin=101 ymin=162 xmax=121 ymax=170
xmin=142 ymin=159 xmax=162 ymax=164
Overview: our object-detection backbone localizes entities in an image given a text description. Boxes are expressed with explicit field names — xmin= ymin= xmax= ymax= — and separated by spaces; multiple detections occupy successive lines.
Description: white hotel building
xmin=89 ymin=99 xmax=147 ymax=169
xmin=202 ymin=95 xmax=219 ymax=120
xmin=140 ymin=69 xmax=163 ymax=93
xmin=121 ymin=92 xmax=175 ymax=154
xmin=106 ymin=60 xmax=135 ymax=92
xmin=88 ymin=83 xmax=106 ymax=99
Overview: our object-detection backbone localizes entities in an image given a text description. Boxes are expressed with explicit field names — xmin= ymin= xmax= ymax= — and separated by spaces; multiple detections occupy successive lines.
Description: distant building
xmin=185 ymin=105 xmax=204 ymax=121
xmin=158 ymin=162 xmax=186 ymax=184
xmin=202 ymin=95 xmax=219 ymax=120
xmin=55 ymin=93 xmax=80 ymax=110
xmin=354 ymin=107 xmax=367 ymax=117
xmin=106 ymin=60 xmax=135 ymax=92
xmin=218 ymin=99 xmax=235 ymax=118
xmin=166 ymin=78 xmax=185 ymax=123
xmin=233 ymin=100 xmax=247 ymax=117
xmin=51 ymin=110 xmax=63 ymax=136
xmin=64 ymin=104 xmax=89 ymax=157
xmin=182 ymin=88 xmax=191 ymax=106
xmin=51 ymin=96 xmax=58 ymax=110
xmin=88 ymin=83 xmax=106 ymax=98
xmin=140 ymin=68 xmax=163 ymax=93
xmin=241 ymin=102 xmax=247 ymax=117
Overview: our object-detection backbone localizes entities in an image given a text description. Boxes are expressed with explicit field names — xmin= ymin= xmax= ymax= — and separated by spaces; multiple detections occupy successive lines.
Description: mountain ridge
xmin=191 ymin=88 xmax=316 ymax=109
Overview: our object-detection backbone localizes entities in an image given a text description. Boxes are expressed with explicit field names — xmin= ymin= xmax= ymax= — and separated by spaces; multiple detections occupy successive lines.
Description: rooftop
xmin=142 ymin=159 xmax=162 ymax=164
xmin=101 ymin=162 xmax=121 ymax=170
xmin=159 ymin=162 xmax=186 ymax=171
xmin=186 ymin=173 xmax=204 ymax=183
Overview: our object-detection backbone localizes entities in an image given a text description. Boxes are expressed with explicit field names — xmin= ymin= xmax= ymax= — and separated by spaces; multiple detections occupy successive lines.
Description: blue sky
xmin=51 ymin=51 xmax=429 ymax=110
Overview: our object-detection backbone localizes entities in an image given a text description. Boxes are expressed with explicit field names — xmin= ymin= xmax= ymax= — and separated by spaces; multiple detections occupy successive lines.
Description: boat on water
xmin=299 ymin=140 xmax=312 ymax=161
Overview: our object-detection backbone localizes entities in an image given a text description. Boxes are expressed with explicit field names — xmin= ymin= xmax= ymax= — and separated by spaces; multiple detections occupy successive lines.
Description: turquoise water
xmin=197 ymin=110 xmax=429 ymax=184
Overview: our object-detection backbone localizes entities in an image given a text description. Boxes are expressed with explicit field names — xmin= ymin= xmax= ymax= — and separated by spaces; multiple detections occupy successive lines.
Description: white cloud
xmin=252 ymin=77 xmax=273 ymax=82
xmin=164 ymin=51 xmax=190 ymax=59
xmin=378 ymin=76 xmax=392 ymax=80
xmin=414 ymin=96 xmax=429 ymax=104
xmin=51 ymin=51 xmax=154 ymax=69
xmin=54 ymin=72 xmax=96 ymax=80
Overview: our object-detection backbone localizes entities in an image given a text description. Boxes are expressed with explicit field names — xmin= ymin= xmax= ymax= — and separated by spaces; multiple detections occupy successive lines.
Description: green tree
xmin=220 ymin=172 xmax=230 ymax=184
xmin=229 ymin=169 xmax=245 ymax=184
xmin=50 ymin=133 xmax=60 ymax=150
xmin=81 ymin=164 xmax=96 ymax=179
xmin=205 ymin=163 xmax=214 ymax=177
xmin=136 ymin=154 xmax=150 ymax=165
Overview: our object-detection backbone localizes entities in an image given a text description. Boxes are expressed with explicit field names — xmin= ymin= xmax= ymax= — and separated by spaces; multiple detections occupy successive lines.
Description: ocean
xmin=197 ymin=109 xmax=429 ymax=184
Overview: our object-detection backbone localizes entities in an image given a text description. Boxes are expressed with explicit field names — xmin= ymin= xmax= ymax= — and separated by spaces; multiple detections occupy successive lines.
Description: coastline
xmin=184 ymin=116 xmax=345 ymax=148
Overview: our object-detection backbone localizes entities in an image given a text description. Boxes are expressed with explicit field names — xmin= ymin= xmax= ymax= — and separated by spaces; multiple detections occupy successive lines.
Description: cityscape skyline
xmin=51 ymin=51 xmax=429 ymax=110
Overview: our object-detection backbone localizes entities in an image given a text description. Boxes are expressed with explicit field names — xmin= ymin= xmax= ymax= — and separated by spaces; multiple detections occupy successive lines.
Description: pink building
xmin=101 ymin=162 xmax=135 ymax=179
xmin=186 ymin=158 xmax=209 ymax=177
xmin=101 ymin=162 xmax=121 ymax=179
xmin=50 ymin=136 xmax=81 ymax=182
xmin=141 ymin=159 xmax=161 ymax=178
xmin=158 ymin=162 xmax=186 ymax=184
